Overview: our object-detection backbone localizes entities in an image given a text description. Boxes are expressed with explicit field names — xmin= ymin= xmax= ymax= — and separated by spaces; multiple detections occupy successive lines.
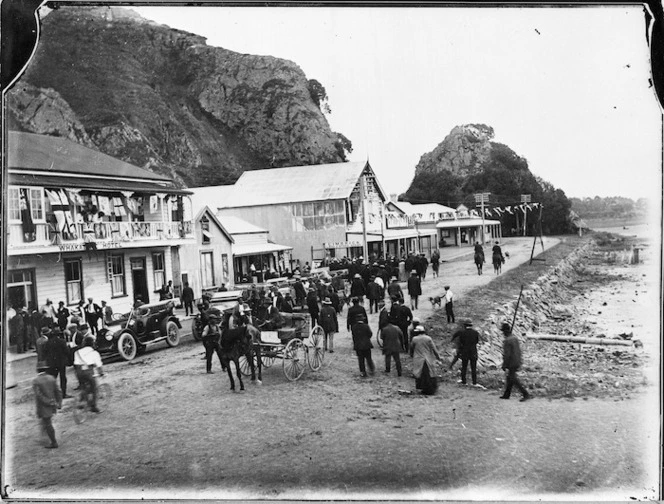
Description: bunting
xmin=97 ymin=196 xmax=112 ymax=215
xmin=149 ymin=195 xmax=159 ymax=213
xmin=482 ymin=202 xmax=541 ymax=218
xmin=19 ymin=189 xmax=36 ymax=242
xmin=45 ymin=189 xmax=77 ymax=239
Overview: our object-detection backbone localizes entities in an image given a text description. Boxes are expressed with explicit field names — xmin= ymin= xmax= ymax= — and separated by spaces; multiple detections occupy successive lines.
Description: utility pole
xmin=520 ymin=194 xmax=531 ymax=236
xmin=474 ymin=192 xmax=490 ymax=244
xmin=360 ymin=174 xmax=369 ymax=261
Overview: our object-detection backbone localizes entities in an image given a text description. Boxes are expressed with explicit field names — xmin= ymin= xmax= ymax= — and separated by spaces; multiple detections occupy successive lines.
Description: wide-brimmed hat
xmin=444 ymin=285 xmax=450 ymax=290
xmin=501 ymin=322 xmax=512 ymax=333
xmin=391 ymin=276 xmax=398 ymax=281
xmin=354 ymin=273 xmax=361 ymax=278
xmin=462 ymin=318 xmax=473 ymax=327
xmin=411 ymin=270 xmax=417 ymax=274
xmin=322 ymin=298 xmax=332 ymax=304
xmin=78 ymin=323 xmax=90 ymax=332
xmin=40 ymin=327 xmax=51 ymax=335
xmin=413 ymin=325 xmax=426 ymax=334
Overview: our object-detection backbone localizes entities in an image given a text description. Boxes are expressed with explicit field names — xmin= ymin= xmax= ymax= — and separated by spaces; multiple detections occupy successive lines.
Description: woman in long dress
xmin=409 ymin=325 xmax=442 ymax=395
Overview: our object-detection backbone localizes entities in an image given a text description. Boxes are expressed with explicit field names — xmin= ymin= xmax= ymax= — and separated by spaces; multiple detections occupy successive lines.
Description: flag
xmin=525 ymin=203 xmax=532 ymax=211
xmin=113 ymin=197 xmax=127 ymax=216
xmin=494 ymin=208 xmax=504 ymax=215
xmin=98 ymin=196 xmax=112 ymax=215
xmin=484 ymin=208 xmax=493 ymax=217
xmin=505 ymin=206 xmax=514 ymax=215
xmin=19 ymin=189 xmax=36 ymax=242
xmin=67 ymin=190 xmax=84 ymax=206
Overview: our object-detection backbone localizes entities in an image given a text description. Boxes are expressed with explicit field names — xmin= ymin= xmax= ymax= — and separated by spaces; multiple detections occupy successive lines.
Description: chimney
xmin=390 ymin=193 xmax=398 ymax=202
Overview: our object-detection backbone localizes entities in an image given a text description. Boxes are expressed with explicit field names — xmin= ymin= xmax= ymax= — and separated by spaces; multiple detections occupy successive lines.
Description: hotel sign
xmin=58 ymin=241 xmax=125 ymax=252
xmin=323 ymin=241 xmax=362 ymax=249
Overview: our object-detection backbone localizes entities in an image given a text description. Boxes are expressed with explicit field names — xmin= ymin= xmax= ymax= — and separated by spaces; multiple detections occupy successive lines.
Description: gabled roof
xmin=213 ymin=161 xmax=386 ymax=208
xmin=8 ymin=131 xmax=171 ymax=182
xmin=189 ymin=185 xmax=237 ymax=211
xmin=216 ymin=215 xmax=268 ymax=235
xmin=194 ymin=206 xmax=235 ymax=243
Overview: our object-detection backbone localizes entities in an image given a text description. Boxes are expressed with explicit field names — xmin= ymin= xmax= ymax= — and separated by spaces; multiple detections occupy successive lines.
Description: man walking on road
xmin=444 ymin=285 xmax=455 ymax=323
xmin=407 ymin=270 xmax=422 ymax=310
xmin=379 ymin=321 xmax=403 ymax=376
xmin=500 ymin=322 xmax=531 ymax=401
xmin=351 ymin=320 xmax=375 ymax=378
xmin=347 ymin=296 xmax=368 ymax=332
xmin=33 ymin=366 xmax=62 ymax=449
xmin=181 ymin=282 xmax=195 ymax=317
xmin=452 ymin=318 xmax=480 ymax=386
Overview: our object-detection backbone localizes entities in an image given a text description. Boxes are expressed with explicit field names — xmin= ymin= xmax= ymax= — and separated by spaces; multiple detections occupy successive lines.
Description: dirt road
xmin=2 ymin=236 xmax=659 ymax=501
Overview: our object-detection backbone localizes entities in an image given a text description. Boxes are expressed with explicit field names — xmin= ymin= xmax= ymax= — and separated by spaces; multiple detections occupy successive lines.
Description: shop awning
xmin=436 ymin=218 xmax=501 ymax=229
xmin=383 ymin=228 xmax=431 ymax=240
xmin=345 ymin=232 xmax=383 ymax=243
xmin=232 ymin=242 xmax=292 ymax=257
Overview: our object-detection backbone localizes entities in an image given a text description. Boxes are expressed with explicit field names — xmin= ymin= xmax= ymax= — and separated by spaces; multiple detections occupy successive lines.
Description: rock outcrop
xmin=413 ymin=123 xmax=495 ymax=177
xmin=7 ymin=5 xmax=349 ymax=187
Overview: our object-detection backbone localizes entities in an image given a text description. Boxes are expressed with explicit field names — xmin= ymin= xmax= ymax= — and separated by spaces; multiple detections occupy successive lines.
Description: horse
xmin=492 ymin=253 xmax=502 ymax=275
xmin=219 ymin=325 xmax=261 ymax=391
xmin=474 ymin=251 xmax=485 ymax=275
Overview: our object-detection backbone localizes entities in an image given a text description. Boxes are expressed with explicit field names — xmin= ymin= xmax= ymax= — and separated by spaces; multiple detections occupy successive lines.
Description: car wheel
xmin=117 ymin=332 xmax=138 ymax=361
xmin=165 ymin=320 xmax=180 ymax=347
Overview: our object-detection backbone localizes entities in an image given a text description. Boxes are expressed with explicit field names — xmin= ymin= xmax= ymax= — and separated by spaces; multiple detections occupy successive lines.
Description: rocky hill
xmin=7 ymin=6 xmax=349 ymax=187
xmin=413 ymin=123 xmax=495 ymax=177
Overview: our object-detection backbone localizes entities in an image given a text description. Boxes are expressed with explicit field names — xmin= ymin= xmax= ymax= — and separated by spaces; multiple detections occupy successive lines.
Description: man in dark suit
xmin=45 ymin=328 xmax=72 ymax=398
xmin=33 ymin=366 xmax=63 ymax=448
xmin=351 ymin=319 xmax=374 ymax=378
xmin=407 ymin=270 xmax=422 ymax=310
xmin=452 ymin=318 xmax=480 ymax=386
xmin=379 ymin=321 xmax=403 ymax=376
xmin=500 ymin=322 xmax=531 ymax=401
xmin=346 ymin=296 xmax=368 ymax=332
xmin=84 ymin=297 xmax=102 ymax=335
xmin=181 ymin=282 xmax=195 ymax=316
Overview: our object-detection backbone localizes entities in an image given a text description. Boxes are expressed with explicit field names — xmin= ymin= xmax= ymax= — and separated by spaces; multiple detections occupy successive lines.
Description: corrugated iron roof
xmin=216 ymin=215 xmax=267 ymax=235
xmin=8 ymin=131 xmax=171 ymax=182
xmin=8 ymin=173 xmax=191 ymax=195
xmin=391 ymin=201 xmax=457 ymax=215
xmin=220 ymin=161 xmax=373 ymax=208
xmin=189 ymin=185 xmax=237 ymax=214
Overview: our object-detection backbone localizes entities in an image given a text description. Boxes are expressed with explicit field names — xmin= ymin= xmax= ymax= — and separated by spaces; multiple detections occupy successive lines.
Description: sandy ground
xmin=2 ymin=236 xmax=660 ymax=501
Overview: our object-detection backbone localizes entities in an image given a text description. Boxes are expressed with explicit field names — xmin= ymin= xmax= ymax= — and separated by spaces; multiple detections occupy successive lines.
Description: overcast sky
xmin=130 ymin=5 xmax=662 ymax=203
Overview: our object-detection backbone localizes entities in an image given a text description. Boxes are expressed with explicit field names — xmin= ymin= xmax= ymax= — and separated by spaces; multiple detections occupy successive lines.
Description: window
xmin=201 ymin=216 xmax=211 ymax=245
xmin=29 ymin=188 xmax=44 ymax=221
xmin=201 ymin=251 xmax=214 ymax=288
xmin=222 ymin=253 xmax=229 ymax=282
xmin=153 ymin=252 xmax=165 ymax=290
xmin=110 ymin=254 xmax=126 ymax=296
xmin=64 ymin=259 xmax=83 ymax=305
xmin=8 ymin=188 xmax=20 ymax=221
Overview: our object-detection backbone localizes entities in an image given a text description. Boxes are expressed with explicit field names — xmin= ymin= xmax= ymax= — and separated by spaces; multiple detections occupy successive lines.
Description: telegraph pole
xmin=474 ymin=192 xmax=490 ymax=244
xmin=520 ymin=194 xmax=531 ymax=236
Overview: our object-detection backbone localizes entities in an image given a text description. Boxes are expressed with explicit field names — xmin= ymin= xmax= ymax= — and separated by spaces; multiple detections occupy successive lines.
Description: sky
xmin=129 ymin=5 xmax=662 ymax=203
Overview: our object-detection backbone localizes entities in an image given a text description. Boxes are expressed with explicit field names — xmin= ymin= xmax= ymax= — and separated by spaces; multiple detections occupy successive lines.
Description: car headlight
xmin=105 ymin=332 xmax=113 ymax=342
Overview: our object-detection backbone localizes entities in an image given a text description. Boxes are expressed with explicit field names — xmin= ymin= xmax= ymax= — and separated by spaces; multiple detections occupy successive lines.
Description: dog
xmin=429 ymin=296 xmax=442 ymax=309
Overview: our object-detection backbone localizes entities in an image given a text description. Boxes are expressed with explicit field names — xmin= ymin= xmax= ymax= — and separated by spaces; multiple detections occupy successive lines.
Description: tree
xmin=334 ymin=132 xmax=353 ymax=161
xmin=307 ymin=79 xmax=330 ymax=113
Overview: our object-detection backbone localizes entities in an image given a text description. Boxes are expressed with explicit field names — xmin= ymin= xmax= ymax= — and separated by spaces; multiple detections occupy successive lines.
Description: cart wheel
xmin=261 ymin=352 xmax=276 ymax=368
xmin=239 ymin=354 xmax=258 ymax=376
xmin=283 ymin=338 xmax=306 ymax=381
xmin=307 ymin=324 xmax=325 ymax=371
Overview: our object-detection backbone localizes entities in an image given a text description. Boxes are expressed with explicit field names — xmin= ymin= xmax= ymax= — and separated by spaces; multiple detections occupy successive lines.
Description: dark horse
xmin=474 ymin=251 xmax=485 ymax=275
xmin=219 ymin=325 xmax=262 ymax=391
xmin=492 ymin=253 xmax=503 ymax=275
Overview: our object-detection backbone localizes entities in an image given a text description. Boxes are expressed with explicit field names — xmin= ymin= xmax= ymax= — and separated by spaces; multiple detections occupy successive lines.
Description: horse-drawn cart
xmin=239 ymin=313 xmax=325 ymax=381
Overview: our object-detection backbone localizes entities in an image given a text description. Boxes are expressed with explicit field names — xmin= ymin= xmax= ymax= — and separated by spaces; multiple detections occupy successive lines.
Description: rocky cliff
xmin=7 ymin=6 xmax=349 ymax=187
xmin=413 ymin=123 xmax=495 ymax=177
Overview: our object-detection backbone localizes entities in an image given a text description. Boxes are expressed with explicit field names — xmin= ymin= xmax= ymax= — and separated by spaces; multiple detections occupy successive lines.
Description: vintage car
xmin=191 ymin=290 xmax=243 ymax=341
xmin=96 ymin=300 xmax=182 ymax=361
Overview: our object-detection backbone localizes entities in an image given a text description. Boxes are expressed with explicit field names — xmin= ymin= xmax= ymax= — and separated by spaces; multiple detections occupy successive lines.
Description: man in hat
xmin=407 ymin=270 xmax=422 ymax=310
xmin=73 ymin=336 xmax=104 ymax=413
xmin=293 ymin=275 xmax=306 ymax=309
xmin=388 ymin=297 xmax=412 ymax=352
xmin=306 ymin=287 xmax=320 ymax=326
xmin=379 ymin=320 xmax=403 ymax=376
xmin=452 ymin=318 xmax=480 ymax=386
xmin=84 ymin=297 xmax=102 ymax=335
xmin=444 ymin=285 xmax=455 ymax=323
xmin=33 ymin=364 xmax=62 ymax=448
xmin=410 ymin=325 xmax=442 ymax=395
xmin=56 ymin=301 xmax=70 ymax=332
xmin=201 ymin=312 xmax=225 ymax=374
xmin=347 ymin=296 xmax=368 ymax=332
xmin=366 ymin=276 xmax=382 ymax=314
xmin=40 ymin=298 xmax=57 ymax=328
xmin=319 ymin=297 xmax=338 ymax=352
xmin=351 ymin=319 xmax=375 ymax=378
xmin=500 ymin=322 xmax=531 ymax=401
xmin=45 ymin=328 xmax=72 ymax=398
xmin=350 ymin=273 xmax=366 ymax=304
xmin=431 ymin=249 xmax=441 ymax=278
xmin=101 ymin=300 xmax=114 ymax=328
xmin=387 ymin=277 xmax=404 ymax=304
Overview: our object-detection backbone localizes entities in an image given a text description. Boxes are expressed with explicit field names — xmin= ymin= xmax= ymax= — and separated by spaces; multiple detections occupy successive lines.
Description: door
xmin=6 ymin=269 xmax=35 ymax=310
xmin=130 ymin=257 xmax=149 ymax=304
